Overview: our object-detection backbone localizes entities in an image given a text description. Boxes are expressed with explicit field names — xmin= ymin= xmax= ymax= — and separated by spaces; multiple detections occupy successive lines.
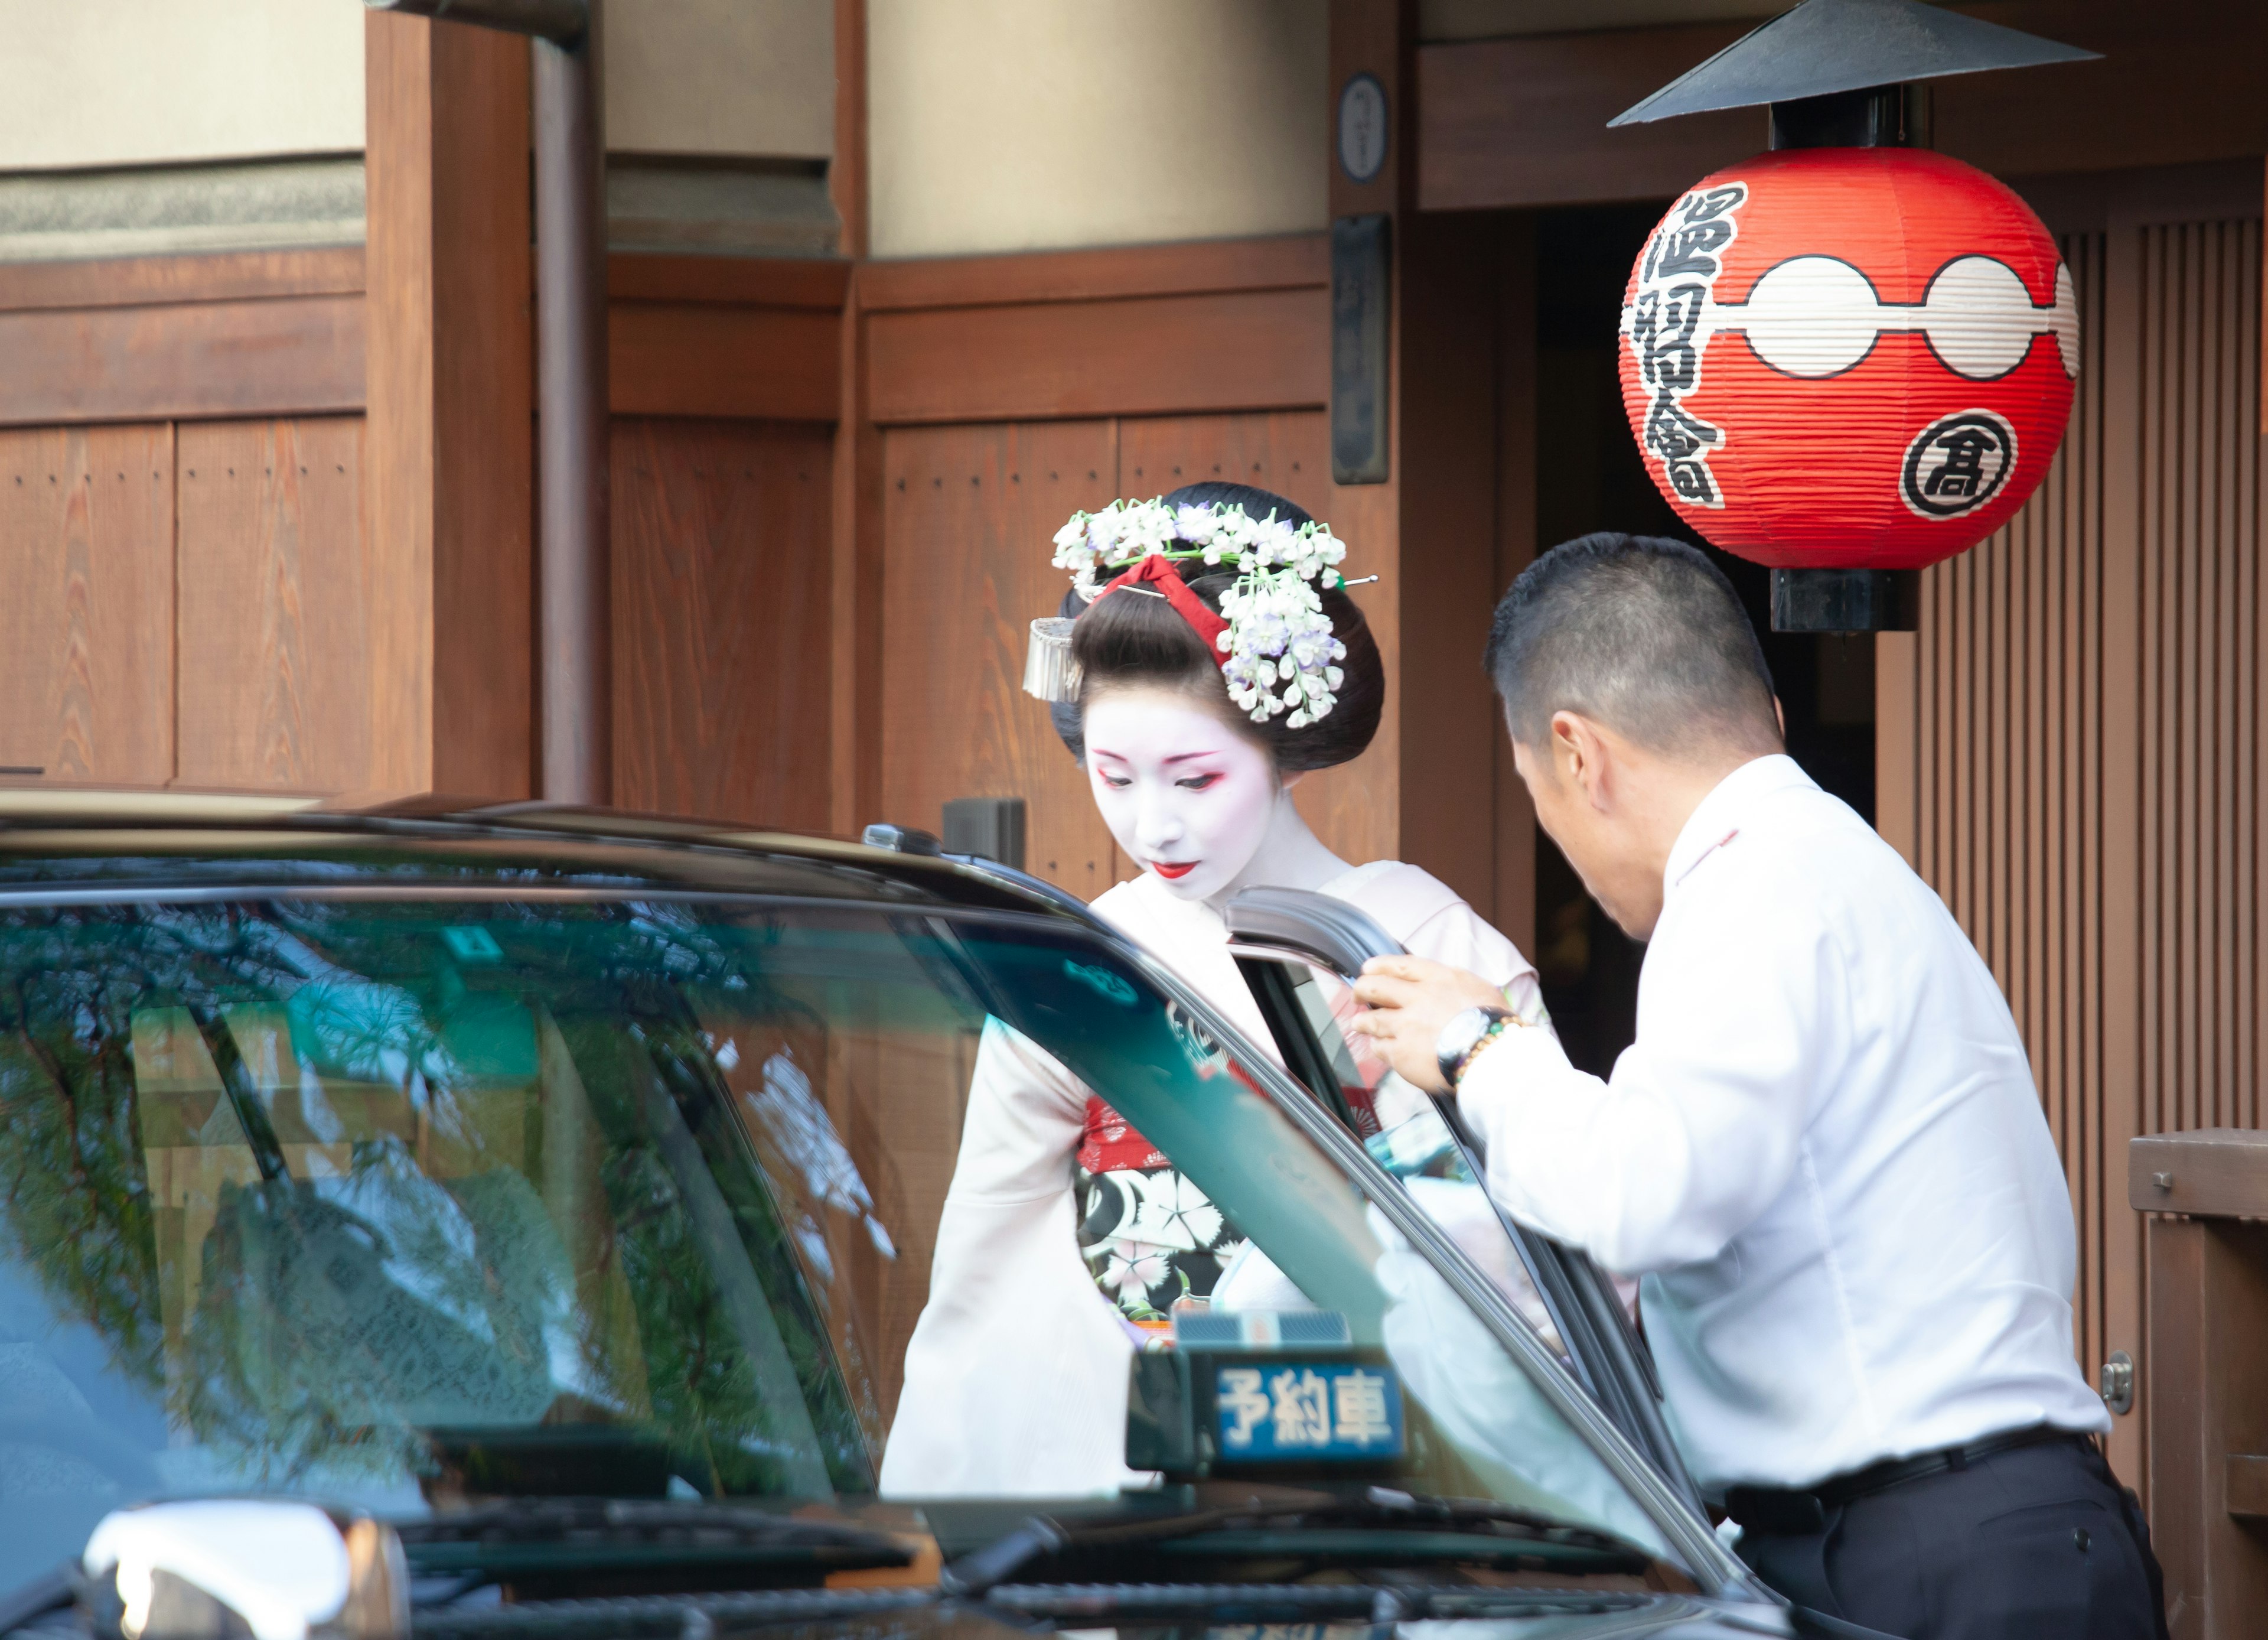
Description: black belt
xmin=1724 ymin=1424 xmax=2090 ymax=1537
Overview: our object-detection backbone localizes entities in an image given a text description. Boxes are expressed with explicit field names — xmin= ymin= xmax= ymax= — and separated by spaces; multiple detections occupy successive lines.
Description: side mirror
xmin=82 ymin=1501 xmax=407 ymax=1640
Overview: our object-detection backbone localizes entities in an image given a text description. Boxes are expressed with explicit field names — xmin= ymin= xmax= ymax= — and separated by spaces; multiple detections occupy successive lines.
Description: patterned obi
xmin=1073 ymin=1096 xmax=1240 ymax=1330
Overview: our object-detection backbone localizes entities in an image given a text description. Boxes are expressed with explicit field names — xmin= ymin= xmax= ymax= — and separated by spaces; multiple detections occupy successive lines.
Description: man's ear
xmin=1549 ymin=711 xmax=1600 ymax=803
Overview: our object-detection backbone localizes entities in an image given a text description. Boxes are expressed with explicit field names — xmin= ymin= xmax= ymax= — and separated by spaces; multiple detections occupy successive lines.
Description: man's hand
xmin=1347 ymin=956 xmax=1510 ymax=1094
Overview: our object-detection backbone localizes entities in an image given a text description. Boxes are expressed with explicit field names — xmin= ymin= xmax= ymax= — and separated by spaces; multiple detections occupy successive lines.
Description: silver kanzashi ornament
xmin=1022 ymin=617 xmax=1081 ymax=704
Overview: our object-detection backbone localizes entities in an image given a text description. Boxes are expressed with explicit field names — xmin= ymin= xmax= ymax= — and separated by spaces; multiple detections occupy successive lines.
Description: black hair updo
xmin=1047 ymin=481 xmax=1384 ymax=775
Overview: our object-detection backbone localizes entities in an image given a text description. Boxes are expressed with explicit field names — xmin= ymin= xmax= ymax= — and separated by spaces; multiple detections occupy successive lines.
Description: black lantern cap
xmin=1609 ymin=0 xmax=2097 ymax=128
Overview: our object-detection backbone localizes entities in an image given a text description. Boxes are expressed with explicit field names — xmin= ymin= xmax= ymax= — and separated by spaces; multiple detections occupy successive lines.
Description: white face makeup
xmin=1083 ymin=688 xmax=1279 ymax=904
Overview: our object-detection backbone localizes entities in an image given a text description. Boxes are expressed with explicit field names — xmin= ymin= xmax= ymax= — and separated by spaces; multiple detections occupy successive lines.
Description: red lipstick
xmin=1151 ymin=860 xmax=1198 ymax=881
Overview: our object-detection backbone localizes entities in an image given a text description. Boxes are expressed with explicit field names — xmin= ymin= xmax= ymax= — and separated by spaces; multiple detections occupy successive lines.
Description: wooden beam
xmin=2131 ymin=1130 xmax=2268 ymax=1221
xmin=0 ymin=297 xmax=362 ymax=427
xmin=1307 ymin=0 xmax=1508 ymax=909
xmin=868 ymin=287 xmax=1329 ymax=427
xmin=858 ymin=235 xmax=1327 ymax=312
xmin=610 ymin=301 xmax=840 ymax=421
xmin=1416 ymin=2 xmax=2268 ymax=213
xmin=0 ymin=248 xmax=364 ymax=314
xmin=831 ymin=0 xmax=882 ymax=838
xmin=1416 ymin=23 xmax=1753 ymax=211
xmin=363 ymin=9 xmax=535 ymax=800
xmin=607 ymin=252 xmax=849 ymax=309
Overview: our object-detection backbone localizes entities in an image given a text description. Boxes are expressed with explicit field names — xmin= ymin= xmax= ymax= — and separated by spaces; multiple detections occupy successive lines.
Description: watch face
xmin=1438 ymin=1006 xmax=1491 ymax=1066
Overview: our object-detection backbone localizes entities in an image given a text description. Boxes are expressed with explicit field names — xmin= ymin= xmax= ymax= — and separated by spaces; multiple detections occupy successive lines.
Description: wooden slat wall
xmin=2132 ymin=218 xmax=2264 ymax=1138
xmin=1878 ymin=211 xmax=2266 ymax=1497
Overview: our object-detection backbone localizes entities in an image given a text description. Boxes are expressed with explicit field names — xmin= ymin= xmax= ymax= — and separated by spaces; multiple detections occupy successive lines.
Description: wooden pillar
xmin=828 ymin=0 xmax=884 ymax=839
xmin=1323 ymin=0 xmax=1510 ymax=922
xmin=1490 ymin=213 xmax=1540 ymax=955
xmin=364 ymin=11 xmax=535 ymax=799
xmin=2096 ymin=216 xmax=2147 ymax=1501
xmin=2132 ymin=1133 xmax=2268 ymax=1638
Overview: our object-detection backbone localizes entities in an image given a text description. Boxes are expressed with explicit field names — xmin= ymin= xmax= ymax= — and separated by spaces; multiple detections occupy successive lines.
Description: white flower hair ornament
xmin=1021 ymin=498 xmax=1362 ymax=728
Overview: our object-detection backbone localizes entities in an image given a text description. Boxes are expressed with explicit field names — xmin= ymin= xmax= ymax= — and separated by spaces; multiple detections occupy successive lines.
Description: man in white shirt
xmin=1350 ymin=534 xmax=2163 ymax=1638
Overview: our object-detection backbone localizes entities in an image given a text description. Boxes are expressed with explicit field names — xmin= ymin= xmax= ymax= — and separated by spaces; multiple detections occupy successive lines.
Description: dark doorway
xmin=1527 ymin=203 xmax=1876 ymax=1078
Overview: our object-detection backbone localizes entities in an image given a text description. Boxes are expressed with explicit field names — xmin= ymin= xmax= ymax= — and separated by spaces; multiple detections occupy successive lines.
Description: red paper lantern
xmin=1619 ymin=147 xmax=2076 ymax=572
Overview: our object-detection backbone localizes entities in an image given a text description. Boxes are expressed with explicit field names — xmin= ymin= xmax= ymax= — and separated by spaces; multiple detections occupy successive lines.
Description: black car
xmin=0 ymin=795 xmax=1828 ymax=1640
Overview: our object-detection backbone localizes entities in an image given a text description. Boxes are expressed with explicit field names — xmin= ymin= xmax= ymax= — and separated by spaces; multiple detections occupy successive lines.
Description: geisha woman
xmin=878 ymin=483 xmax=1546 ymax=1498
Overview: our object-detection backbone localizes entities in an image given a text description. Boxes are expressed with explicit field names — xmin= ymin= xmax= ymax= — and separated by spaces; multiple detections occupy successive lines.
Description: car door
xmin=1221 ymin=884 xmax=1708 ymax=1525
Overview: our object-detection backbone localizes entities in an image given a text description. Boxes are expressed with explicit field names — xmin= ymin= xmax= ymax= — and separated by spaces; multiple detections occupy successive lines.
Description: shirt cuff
xmin=1453 ymin=1017 xmax=1580 ymax=1144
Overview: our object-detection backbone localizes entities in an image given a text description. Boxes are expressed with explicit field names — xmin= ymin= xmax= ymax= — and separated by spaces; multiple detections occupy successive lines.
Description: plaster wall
xmin=868 ymin=0 xmax=1327 ymax=259
xmin=0 ymin=0 xmax=830 ymax=173
xmin=608 ymin=0 xmax=834 ymax=159
xmin=0 ymin=0 xmax=364 ymax=172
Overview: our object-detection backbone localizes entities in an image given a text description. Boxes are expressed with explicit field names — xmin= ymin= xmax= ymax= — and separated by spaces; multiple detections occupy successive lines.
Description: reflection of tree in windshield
xmin=0 ymin=895 xmax=871 ymax=1499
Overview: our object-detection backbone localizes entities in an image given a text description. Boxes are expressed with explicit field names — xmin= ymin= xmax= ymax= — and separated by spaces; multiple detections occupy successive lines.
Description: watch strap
xmin=1436 ymin=1004 xmax=1514 ymax=1090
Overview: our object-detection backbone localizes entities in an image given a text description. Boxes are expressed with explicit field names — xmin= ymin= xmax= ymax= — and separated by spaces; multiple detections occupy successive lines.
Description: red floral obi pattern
xmin=1078 ymin=1096 xmax=1168 ymax=1174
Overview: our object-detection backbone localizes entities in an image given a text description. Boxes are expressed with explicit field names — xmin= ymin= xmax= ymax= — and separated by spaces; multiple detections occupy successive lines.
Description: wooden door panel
xmin=612 ymin=416 xmax=833 ymax=828
xmin=0 ymin=425 xmax=175 ymax=785
xmin=175 ymin=418 xmax=371 ymax=793
xmin=879 ymin=421 xmax=1122 ymax=899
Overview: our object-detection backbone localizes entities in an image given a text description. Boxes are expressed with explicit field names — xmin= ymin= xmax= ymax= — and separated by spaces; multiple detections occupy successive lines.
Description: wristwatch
xmin=1435 ymin=1004 xmax=1514 ymax=1090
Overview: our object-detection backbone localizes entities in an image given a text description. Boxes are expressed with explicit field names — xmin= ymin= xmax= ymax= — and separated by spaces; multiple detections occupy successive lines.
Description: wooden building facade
xmin=0 ymin=0 xmax=2264 ymax=1531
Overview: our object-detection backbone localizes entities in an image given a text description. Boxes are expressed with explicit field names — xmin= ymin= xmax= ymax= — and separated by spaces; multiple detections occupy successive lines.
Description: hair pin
xmin=1339 ymin=575 xmax=1380 ymax=588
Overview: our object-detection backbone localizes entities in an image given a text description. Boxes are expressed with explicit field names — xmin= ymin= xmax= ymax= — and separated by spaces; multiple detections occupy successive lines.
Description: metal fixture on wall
xmin=1329 ymin=214 xmax=1390 ymax=485
xmin=364 ymin=0 xmax=611 ymax=804
xmin=2098 ymin=1349 xmax=2135 ymax=1416
xmin=943 ymin=798 xmax=1027 ymax=871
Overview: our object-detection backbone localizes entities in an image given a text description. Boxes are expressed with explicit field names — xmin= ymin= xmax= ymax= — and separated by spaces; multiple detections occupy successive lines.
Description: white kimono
xmin=877 ymin=861 xmax=1540 ymax=1498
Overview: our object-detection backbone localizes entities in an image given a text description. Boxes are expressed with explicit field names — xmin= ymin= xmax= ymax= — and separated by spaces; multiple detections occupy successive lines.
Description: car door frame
xmin=1220 ymin=886 xmax=1710 ymax=1526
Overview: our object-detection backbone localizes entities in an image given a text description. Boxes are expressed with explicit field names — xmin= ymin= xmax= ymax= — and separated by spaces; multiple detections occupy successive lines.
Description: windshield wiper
xmin=977 ymin=1583 xmax=1663 ymax=1626
xmin=940 ymin=1485 xmax=1647 ymax=1595
xmin=397 ymin=1499 xmax=913 ymax=1588
xmin=412 ymin=1586 xmax=934 ymax=1640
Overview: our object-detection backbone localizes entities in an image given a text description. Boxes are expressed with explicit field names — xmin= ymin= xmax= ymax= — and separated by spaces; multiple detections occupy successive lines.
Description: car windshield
xmin=0 ymin=886 xmax=1671 ymax=1590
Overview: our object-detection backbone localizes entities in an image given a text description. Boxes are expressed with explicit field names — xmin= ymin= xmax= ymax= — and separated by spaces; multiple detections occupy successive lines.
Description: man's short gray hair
xmin=1485 ymin=533 xmax=1781 ymax=755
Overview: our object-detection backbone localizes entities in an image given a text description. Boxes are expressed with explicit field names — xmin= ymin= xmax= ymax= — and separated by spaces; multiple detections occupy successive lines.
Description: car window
xmin=944 ymin=929 xmax=1666 ymax=1554
xmin=0 ymin=891 xmax=1670 ymax=1596
xmin=1250 ymin=953 xmax=1575 ymax=1348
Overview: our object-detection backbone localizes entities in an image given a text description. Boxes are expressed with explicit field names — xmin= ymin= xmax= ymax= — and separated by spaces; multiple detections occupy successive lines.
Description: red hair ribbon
xmin=1096 ymin=554 xmax=1230 ymax=669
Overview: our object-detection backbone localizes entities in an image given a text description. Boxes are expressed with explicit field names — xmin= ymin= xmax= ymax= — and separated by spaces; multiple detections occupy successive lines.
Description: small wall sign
xmin=1337 ymin=72 xmax=1388 ymax=186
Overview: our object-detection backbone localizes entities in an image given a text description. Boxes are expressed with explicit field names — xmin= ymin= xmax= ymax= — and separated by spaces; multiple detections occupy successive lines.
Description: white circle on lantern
xmin=1739 ymin=256 xmax=1883 ymax=377
xmin=2049 ymin=263 xmax=2080 ymax=378
xmin=1338 ymin=73 xmax=1388 ymax=184
xmin=1732 ymin=252 xmax=2078 ymax=382
xmin=1920 ymin=255 xmax=2040 ymax=380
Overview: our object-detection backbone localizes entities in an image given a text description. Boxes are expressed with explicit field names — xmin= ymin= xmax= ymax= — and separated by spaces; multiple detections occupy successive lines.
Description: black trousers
xmin=1733 ymin=1436 xmax=2166 ymax=1639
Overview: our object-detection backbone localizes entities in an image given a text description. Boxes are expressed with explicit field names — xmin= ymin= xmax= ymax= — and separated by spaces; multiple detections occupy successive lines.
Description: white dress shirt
xmin=1456 ymin=754 xmax=2109 ymax=1494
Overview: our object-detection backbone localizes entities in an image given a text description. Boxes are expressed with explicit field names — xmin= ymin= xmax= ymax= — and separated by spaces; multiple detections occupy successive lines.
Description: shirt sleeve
xmin=1400 ymin=899 xmax=1548 ymax=1024
xmin=1452 ymin=870 xmax=1842 ymax=1276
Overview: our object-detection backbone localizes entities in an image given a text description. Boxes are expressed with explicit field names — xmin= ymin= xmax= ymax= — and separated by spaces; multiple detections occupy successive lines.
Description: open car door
xmin=1223 ymin=884 xmax=1709 ymax=1527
